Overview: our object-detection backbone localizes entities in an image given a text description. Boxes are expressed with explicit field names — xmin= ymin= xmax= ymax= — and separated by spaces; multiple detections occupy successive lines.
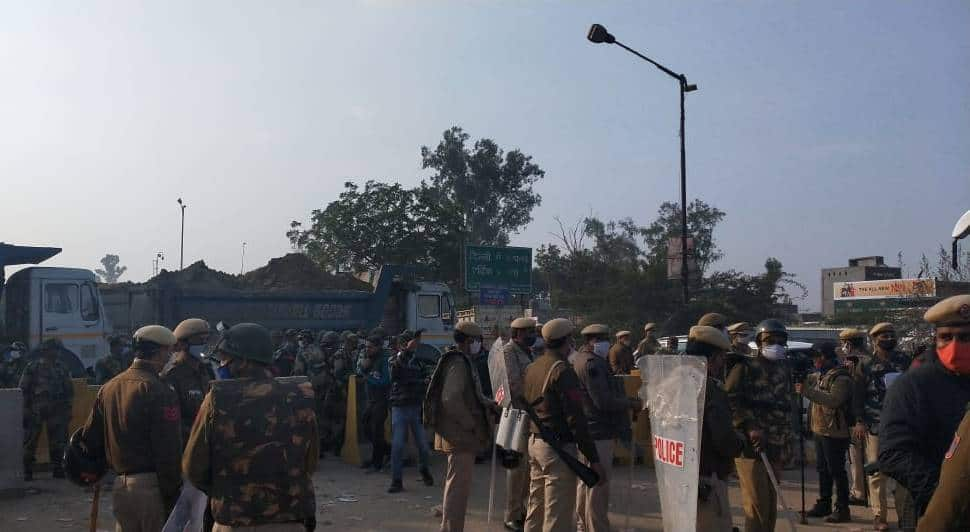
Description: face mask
xmin=383 ymin=340 xmax=390 ymax=349
xmin=216 ymin=363 xmax=232 ymax=380
xmin=877 ymin=339 xmax=898 ymax=351
xmin=593 ymin=341 xmax=610 ymax=358
xmin=938 ymin=341 xmax=970 ymax=375
xmin=469 ymin=341 xmax=482 ymax=355
xmin=188 ymin=345 xmax=206 ymax=359
xmin=762 ymin=344 xmax=786 ymax=361
xmin=523 ymin=335 xmax=538 ymax=347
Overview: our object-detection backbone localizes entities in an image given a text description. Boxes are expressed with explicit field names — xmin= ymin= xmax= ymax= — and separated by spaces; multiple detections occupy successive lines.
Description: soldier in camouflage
xmin=305 ymin=331 xmax=338 ymax=455
xmin=20 ymin=338 xmax=75 ymax=480
xmin=725 ymin=319 xmax=792 ymax=532
xmin=184 ymin=322 xmax=318 ymax=531
xmin=94 ymin=336 xmax=127 ymax=384
xmin=271 ymin=329 xmax=301 ymax=377
xmin=325 ymin=332 xmax=359 ymax=454
xmin=854 ymin=322 xmax=911 ymax=530
xmin=0 ymin=341 xmax=29 ymax=388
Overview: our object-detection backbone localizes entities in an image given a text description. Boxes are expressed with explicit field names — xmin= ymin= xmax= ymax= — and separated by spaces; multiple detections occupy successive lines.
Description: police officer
xmin=796 ymin=342 xmax=853 ymax=523
xmin=852 ymin=322 xmax=910 ymax=529
xmin=687 ymin=326 xmax=745 ymax=531
xmin=357 ymin=335 xmax=391 ymax=472
xmin=724 ymin=319 xmax=792 ymax=532
xmin=79 ymin=325 xmax=182 ymax=531
xmin=635 ymin=323 xmax=659 ymax=359
xmin=500 ymin=317 xmax=538 ymax=532
xmin=917 ymin=403 xmax=970 ymax=531
xmin=522 ymin=318 xmax=605 ymax=532
xmin=727 ymin=322 xmax=753 ymax=356
xmin=698 ymin=312 xmax=729 ymax=332
xmin=183 ymin=323 xmax=318 ymax=531
xmin=20 ymin=338 xmax=74 ymax=480
xmin=879 ymin=294 xmax=970 ymax=520
xmin=573 ymin=324 xmax=638 ymax=532
xmin=0 ymin=341 xmax=28 ymax=388
xmin=838 ymin=327 xmax=871 ymax=506
xmin=95 ymin=336 xmax=128 ymax=384
xmin=607 ymin=330 xmax=634 ymax=375
xmin=424 ymin=321 xmax=497 ymax=532
xmin=161 ymin=318 xmax=213 ymax=446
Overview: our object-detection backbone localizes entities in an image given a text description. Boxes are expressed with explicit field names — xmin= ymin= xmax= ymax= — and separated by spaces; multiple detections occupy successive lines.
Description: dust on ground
xmin=1 ymin=452 xmax=897 ymax=531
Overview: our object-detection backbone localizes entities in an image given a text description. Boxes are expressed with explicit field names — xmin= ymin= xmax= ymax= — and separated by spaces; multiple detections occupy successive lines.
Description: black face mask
xmin=521 ymin=335 xmax=538 ymax=347
xmin=878 ymin=339 xmax=898 ymax=351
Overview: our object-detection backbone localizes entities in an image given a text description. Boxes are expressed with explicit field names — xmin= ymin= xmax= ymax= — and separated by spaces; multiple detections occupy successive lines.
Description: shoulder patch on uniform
xmin=945 ymin=434 xmax=961 ymax=461
xmin=162 ymin=405 xmax=179 ymax=422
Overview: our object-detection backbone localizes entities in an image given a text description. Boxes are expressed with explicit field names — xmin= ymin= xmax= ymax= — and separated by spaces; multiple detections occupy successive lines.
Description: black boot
xmin=420 ymin=467 xmax=434 ymax=487
xmin=806 ymin=499 xmax=831 ymax=518
xmin=825 ymin=505 xmax=851 ymax=523
xmin=387 ymin=480 xmax=403 ymax=493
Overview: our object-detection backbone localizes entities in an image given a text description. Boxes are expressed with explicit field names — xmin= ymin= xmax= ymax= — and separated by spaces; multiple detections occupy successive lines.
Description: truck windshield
xmin=45 ymin=283 xmax=78 ymax=314
xmin=418 ymin=294 xmax=440 ymax=319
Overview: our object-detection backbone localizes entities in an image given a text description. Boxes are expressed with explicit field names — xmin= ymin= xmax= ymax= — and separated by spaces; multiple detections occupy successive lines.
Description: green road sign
xmin=464 ymin=246 xmax=532 ymax=294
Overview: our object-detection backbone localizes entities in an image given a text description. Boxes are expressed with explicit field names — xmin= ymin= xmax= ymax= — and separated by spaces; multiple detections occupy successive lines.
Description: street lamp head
xmin=177 ymin=198 xmax=182 ymax=205
xmin=684 ymin=83 xmax=698 ymax=92
xmin=587 ymin=24 xmax=615 ymax=44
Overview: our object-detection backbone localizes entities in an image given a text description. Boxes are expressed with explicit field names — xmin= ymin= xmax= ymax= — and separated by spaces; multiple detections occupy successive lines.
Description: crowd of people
xmin=0 ymin=293 xmax=968 ymax=531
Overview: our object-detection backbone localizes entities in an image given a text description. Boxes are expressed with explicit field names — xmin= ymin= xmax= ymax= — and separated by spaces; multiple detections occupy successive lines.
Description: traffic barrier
xmin=0 ymin=388 xmax=24 ymax=496
xmin=341 ymin=376 xmax=362 ymax=466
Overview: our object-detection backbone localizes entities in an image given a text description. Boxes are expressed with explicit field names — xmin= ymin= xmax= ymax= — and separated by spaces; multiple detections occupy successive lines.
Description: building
xmin=821 ymin=256 xmax=901 ymax=317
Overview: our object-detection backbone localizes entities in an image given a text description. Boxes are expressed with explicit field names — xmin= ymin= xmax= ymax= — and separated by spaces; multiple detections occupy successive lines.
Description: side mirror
xmin=952 ymin=210 xmax=970 ymax=271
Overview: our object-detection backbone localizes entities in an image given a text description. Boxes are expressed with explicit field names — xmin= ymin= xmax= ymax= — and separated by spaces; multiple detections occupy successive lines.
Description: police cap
xmin=133 ymin=325 xmax=177 ymax=347
xmin=580 ymin=324 xmax=610 ymax=337
xmin=216 ymin=323 xmax=274 ymax=364
xmin=838 ymin=328 xmax=866 ymax=341
xmin=924 ymin=295 xmax=970 ymax=326
xmin=456 ymin=321 xmax=483 ymax=338
xmin=643 ymin=322 xmax=656 ymax=332
xmin=688 ymin=325 xmax=731 ymax=351
xmin=727 ymin=322 xmax=752 ymax=334
xmin=173 ymin=318 xmax=210 ymax=341
xmin=616 ymin=330 xmax=631 ymax=339
xmin=542 ymin=318 xmax=574 ymax=342
xmin=698 ymin=313 xmax=728 ymax=329
xmin=510 ymin=317 xmax=536 ymax=330
xmin=868 ymin=322 xmax=895 ymax=337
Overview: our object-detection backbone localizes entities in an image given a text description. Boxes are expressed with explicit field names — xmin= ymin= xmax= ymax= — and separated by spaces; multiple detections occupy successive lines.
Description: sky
xmin=1 ymin=1 xmax=968 ymax=312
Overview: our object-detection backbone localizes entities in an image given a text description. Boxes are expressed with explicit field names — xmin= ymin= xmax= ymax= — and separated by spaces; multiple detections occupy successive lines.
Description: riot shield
xmin=644 ymin=354 xmax=707 ymax=532
xmin=487 ymin=338 xmax=511 ymax=407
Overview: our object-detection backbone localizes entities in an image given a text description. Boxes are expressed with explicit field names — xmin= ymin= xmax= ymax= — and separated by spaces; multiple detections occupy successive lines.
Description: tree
xmin=421 ymin=126 xmax=545 ymax=246
xmin=642 ymin=199 xmax=726 ymax=275
xmin=95 ymin=254 xmax=127 ymax=283
xmin=288 ymin=127 xmax=546 ymax=286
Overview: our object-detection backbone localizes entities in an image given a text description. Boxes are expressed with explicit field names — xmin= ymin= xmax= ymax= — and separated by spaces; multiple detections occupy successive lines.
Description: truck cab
xmin=2 ymin=266 xmax=111 ymax=375
xmin=403 ymin=280 xmax=455 ymax=354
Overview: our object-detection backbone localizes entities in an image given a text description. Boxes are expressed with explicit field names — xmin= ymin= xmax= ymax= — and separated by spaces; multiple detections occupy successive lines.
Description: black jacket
xmin=389 ymin=350 xmax=426 ymax=407
xmin=878 ymin=355 xmax=970 ymax=514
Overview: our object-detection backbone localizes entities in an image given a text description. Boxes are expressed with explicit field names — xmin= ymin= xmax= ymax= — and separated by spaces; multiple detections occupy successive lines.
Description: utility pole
xmin=177 ymin=198 xmax=186 ymax=270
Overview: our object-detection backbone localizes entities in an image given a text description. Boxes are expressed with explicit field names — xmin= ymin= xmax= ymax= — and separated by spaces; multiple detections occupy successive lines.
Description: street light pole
xmin=177 ymin=198 xmax=186 ymax=270
xmin=240 ymin=242 xmax=247 ymax=274
xmin=588 ymin=24 xmax=697 ymax=304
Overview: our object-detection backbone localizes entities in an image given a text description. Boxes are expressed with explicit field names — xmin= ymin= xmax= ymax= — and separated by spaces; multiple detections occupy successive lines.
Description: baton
xmin=759 ymin=451 xmax=798 ymax=532
xmin=89 ymin=482 xmax=101 ymax=532
xmin=486 ymin=442 xmax=498 ymax=530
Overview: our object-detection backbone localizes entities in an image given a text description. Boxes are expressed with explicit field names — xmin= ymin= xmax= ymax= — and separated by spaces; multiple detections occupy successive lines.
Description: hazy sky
xmin=2 ymin=1 xmax=968 ymax=311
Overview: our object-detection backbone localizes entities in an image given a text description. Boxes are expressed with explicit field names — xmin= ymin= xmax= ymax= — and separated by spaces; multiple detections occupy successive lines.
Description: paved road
xmin=0 ymin=454 xmax=900 ymax=531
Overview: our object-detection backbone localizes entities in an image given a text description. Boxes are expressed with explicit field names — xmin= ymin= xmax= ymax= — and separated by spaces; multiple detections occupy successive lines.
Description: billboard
xmin=464 ymin=246 xmax=532 ymax=294
xmin=666 ymin=237 xmax=697 ymax=281
xmin=833 ymin=278 xmax=936 ymax=300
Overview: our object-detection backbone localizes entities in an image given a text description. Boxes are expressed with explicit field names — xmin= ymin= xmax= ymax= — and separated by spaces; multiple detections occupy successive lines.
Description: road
xmin=1 ymin=452 xmax=899 ymax=532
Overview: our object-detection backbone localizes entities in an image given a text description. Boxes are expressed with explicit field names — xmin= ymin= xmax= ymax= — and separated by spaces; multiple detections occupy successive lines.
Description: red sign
xmin=494 ymin=385 xmax=506 ymax=406
xmin=653 ymin=435 xmax=685 ymax=469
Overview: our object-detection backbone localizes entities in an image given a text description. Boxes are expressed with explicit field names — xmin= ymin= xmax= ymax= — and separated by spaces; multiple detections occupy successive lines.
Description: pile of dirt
xmin=151 ymin=260 xmax=241 ymax=290
xmin=240 ymin=253 xmax=371 ymax=292
xmin=149 ymin=254 xmax=370 ymax=292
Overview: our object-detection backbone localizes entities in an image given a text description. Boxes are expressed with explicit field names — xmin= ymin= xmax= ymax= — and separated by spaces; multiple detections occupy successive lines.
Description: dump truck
xmin=100 ymin=261 xmax=457 ymax=355
xmin=0 ymin=243 xmax=112 ymax=376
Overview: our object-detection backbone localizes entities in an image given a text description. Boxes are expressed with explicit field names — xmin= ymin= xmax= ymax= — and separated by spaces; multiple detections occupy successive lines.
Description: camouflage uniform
xmin=725 ymin=355 xmax=791 ymax=532
xmin=20 ymin=356 xmax=74 ymax=475
xmin=0 ymin=355 xmax=28 ymax=388
xmin=271 ymin=342 xmax=302 ymax=377
xmin=183 ymin=372 xmax=318 ymax=529
xmin=302 ymin=344 xmax=334 ymax=451
xmin=94 ymin=353 xmax=126 ymax=385
xmin=160 ymin=353 xmax=213 ymax=446
xmin=327 ymin=340 xmax=358 ymax=452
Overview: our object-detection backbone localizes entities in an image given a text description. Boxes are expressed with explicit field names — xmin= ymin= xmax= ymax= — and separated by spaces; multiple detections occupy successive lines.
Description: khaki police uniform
xmin=523 ymin=319 xmax=600 ymax=532
xmin=80 ymin=326 xmax=182 ymax=532
xmin=503 ymin=318 xmax=537 ymax=527
xmin=917 ymin=405 xmax=970 ymax=531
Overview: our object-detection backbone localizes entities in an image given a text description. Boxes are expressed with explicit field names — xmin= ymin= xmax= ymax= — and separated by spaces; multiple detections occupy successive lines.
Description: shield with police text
xmin=487 ymin=338 xmax=511 ymax=407
xmin=644 ymin=354 xmax=707 ymax=532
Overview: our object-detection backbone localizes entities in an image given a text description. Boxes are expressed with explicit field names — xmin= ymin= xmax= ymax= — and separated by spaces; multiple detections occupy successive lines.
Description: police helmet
xmin=215 ymin=323 xmax=274 ymax=364
xmin=755 ymin=319 xmax=788 ymax=341
xmin=63 ymin=428 xmax=106 ymax=487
